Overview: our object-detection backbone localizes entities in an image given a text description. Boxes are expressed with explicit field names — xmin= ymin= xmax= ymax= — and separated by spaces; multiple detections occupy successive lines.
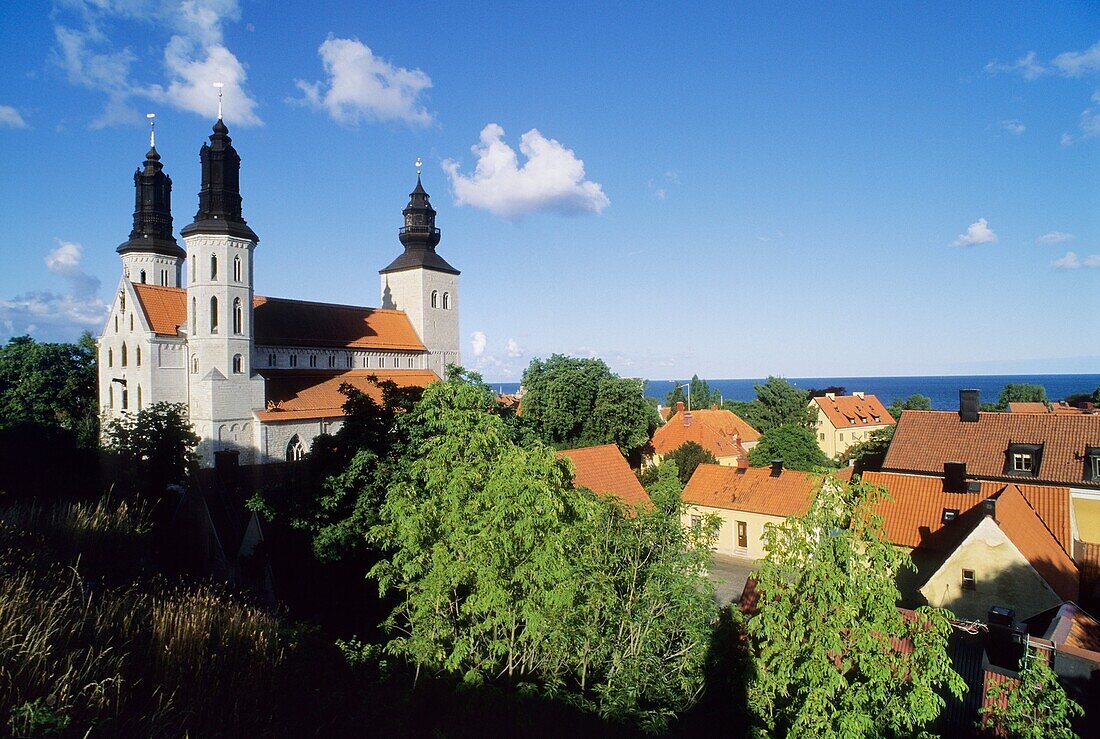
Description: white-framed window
xmin=961 ymin=569 xmax=976 ymax=591
xmin=1012 ymin=453 xmax=1033 ymax=472
xmin=442 ymin=292 xmax=451 ymax=310
xmin=286 ymin=435 xmax=305 ymax=462
xmin=233 ymin=255 xmax=242 ymax=282
xmin=232 ymin=354 xmax=243 ymax=374
xmin=431 ymin=290 xmax=438 ymax=308
xmin=1092 ymin=455 xmax=1100 ymax=479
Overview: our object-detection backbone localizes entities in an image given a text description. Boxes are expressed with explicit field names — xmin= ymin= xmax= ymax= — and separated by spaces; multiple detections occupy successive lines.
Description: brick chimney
xmin=770 ymin=459 xmax=784 ymax=477
xmin=959 ymin=389 xmax=980 ymax=422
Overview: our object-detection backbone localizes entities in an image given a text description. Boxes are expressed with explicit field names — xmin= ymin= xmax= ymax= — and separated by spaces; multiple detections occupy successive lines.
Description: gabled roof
xmin=1008 ymin=401 xmax=1050 ymax=414
xmin=651 ymin=408 xmax=758 ymax=458
xmin=556 ymin=445 xmax=649 ymax=508
xmin=130 ymin=285 xmax=425 ymax=351
xmin=812 ymin=393 xmax=895 ymax=430
xmin=882 ymin=410 xmax=1100 ymax=488
xmin=682 ymin=464 xmax=818 ymax=517
xmin=993 ymin=484 xmax=1078 ymax=602
xmin=257 ymin=369 xmax=438 ymax=421
xmin=862 ymin=471 xmax=1071 ymax=555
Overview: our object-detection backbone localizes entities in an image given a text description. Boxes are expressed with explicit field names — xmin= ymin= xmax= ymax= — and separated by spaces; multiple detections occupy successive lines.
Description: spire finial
xmin=415 ymin=157 xmax=423 ymax=175
xmin=146 ymin=112 xmax=156 ymax=148
xmin=213 ymin=81 xmax=224 ymax=119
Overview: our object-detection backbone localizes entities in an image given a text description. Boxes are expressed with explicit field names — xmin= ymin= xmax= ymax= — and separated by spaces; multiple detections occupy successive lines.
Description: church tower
xmin=117 ymin=119 xmax=184 ymax=286
xmin=180 ymin=113 xmax=264 ymax=464
xmin=380 ymin=169 xmax=460 ymax=378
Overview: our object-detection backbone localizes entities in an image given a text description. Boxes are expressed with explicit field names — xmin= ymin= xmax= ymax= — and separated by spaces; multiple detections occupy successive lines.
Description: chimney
xmin=959 ymin=389 xmax=980 ymax=422
xmin=736 ymin=457 xmax=749 ymax=472
xmin=943 ymin=461 xmax=967 ymax=493
xmin=986 ymin=606 xmax=1027 ymax=670
xmin=982 ymin=497 xmax=996 ymax=519
xmin=854 ymin=391 xmax=865 ymax=400
xmin=770 ymin=459 xmax=784 ymax=477
xmin=825 ymin=392 xmax=836 ymax=401
xmin=676 ymin=401 xmax=684 ymax=414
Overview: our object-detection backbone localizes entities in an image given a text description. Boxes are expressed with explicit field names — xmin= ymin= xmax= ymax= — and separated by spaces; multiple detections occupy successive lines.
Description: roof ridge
xmin=255 ymin=294 xmax=406 ymax=313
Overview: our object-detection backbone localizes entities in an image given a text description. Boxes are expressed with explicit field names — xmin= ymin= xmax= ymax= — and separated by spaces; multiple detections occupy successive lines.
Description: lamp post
xmin=676 ymin=382 xmax=692 ymax=413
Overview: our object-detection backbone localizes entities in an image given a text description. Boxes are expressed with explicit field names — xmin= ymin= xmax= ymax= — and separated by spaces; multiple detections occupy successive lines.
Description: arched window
xmin=210 ymin=254 xmax=218 ymax=280
xmin=232 ymin=354 xmax=243 ymax=374
xmin=136 ymin=346 xmax=141 ymax=367
xmin=129 ymin=314 xmax=134 ymax=331
xmin=114 ymin=315 xmax=118 ymax=333
xmin=119 ymin=292 xmax=125 ymax=312
xmin=431 ymin=290 xmax=438 ymax=308
xmin=309 ymin=354 xmax=317 ymax=368
xmin=191 ymin=298 xmax=197 ymax=335
xmin=139 ymin=269 xmax=146 ymax=284
xmin=233 ymin=255 xmax=242 ymax=282
xmin=137 ymin=385 xmax=142 ymax=410
xmin=286 ymin=435 xmax=306 ymax=462
xmin=121 ymin=386 xmax=128 ymax=411
xmin=233 ymin=298 xmax=243 ymax=334
xmin=209 ymin=296 xmax=219 ymax=333
xmin=108 ymin=385 xmax=113 ymax=408
xmin=191 ymin=255 xmax=196 ymax=282
xmin=160 ymin=269 xmax=168 ymax=286
xmin=121 ymin=343 xmax=128 ymax=367
xmin=192 ymin=356 xmax=198 ymax=374
xmin=107 ymin=348 xmax=113 ymax=368
xmin=442 ymin=292 xmax=451 ymax=310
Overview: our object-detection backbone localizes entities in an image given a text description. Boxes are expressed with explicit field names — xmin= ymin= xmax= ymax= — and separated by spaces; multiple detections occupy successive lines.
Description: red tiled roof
xmin=257 ymin=369 xmax=438 ymax=421
xmin=813 ymin=393 xmax=895 ymax=430
xmin=133 ymin=283 xmax=187 ymax=336
xmin=682 ymin=464 xmax=818 ymax=517
xmin=993 ymin=484 xmax=1078 ymax=602
xmin=1007 ymin=402 xmax=1050 ymax=414
xmin=131 ymin=286 xmax=424 ymax=351
xmin=651 ymin=408 xmax=758 ymax=458
xmin=557 ymin=445 xmax=650 ymax=508
xmin=882 ymin=410 xmax=1100 ymax=488
xmin=862 ymin=471 xmax=1071 ymax=555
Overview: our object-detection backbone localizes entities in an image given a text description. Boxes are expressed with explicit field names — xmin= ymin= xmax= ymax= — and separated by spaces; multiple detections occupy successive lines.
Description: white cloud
xmin=293 ymin=36 xmax=433 ymax=127
xmin=985 ymin=51 xmax=1047 ymax=80
xmin=1037 ymin=231 xmax=1074 ymax=244
xmin=1 ymin=240 xmax=108 ymax=340
xmin=1052 ymin=41 xmax=1100 ymax=78
xmin=506 ymin=338 xmax=522 ymax=357
xmin=471 ymin=331 xmax=487 ymax=357
xmin=951 ymin=218 xmax=998 ymax=247
xmin=443 ymin=124 xmax=609 ymax=219
xmin=52 ymin=0 xmax=260 ymax=127
xmin=1061 ymin=90 xmax=1100 ymax=145
xmin=0 ymin=105 xmax=28 ymax=128
xmin=1052 ymin=251 xmax=1100 ymax=269
xmin=1000 ymin=119 xmax=1025 ymax=135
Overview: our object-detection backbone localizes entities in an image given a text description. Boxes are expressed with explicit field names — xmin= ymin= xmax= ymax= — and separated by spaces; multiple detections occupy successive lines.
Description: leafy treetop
xmin=747 ymin=425 xmax=832 ymax=471
xmin=724 ymin=376 xmax=816 ymax=434
xmin=980 ymin=649 xmax=1083 ymax=739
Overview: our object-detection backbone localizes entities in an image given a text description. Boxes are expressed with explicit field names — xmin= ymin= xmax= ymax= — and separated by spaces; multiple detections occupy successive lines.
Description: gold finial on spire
xmin=146 ymin=112 xmax=156 ymax=147
xmin=212 ymin=82 xmax=224 ymax=119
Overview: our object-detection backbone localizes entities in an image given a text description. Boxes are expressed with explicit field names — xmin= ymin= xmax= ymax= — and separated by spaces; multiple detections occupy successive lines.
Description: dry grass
xmin=0 ymin=494 xmax=288 ymax=737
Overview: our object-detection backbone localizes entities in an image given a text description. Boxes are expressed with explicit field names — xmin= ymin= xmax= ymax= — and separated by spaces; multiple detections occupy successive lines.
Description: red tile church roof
xmin=257 ymin=369 xmax=438 ymax=421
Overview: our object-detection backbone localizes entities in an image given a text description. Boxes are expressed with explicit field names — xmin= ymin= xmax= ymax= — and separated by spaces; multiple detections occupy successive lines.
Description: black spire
xmin=117 ymin=144 xmax=184 ymax=258
xmin=380 ymin=175 xmax=458 ymax=274
xmin=180 ymin=117 xmax=258 ymax=241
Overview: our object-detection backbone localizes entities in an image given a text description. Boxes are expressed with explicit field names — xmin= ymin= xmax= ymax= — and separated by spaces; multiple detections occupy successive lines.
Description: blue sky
xmin=1 ymin=1 xmax=1098 ymax=381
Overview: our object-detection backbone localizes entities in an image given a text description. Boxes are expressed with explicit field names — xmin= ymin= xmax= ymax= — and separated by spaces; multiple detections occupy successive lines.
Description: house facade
xmin=98 ymin=117 xmax=459 ymax=466
xmin=650 ymin=403 xmax=760 ymax=466
xmin=810 ymin=391 xmax=895 ymax=459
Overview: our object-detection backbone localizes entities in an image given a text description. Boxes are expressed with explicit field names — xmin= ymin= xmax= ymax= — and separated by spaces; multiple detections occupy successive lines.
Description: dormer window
xmin=942 ymin=508 xmax=959 ymax=523
xmin=1086 ymin=447 xmax=1100 ymax=482
xmin=1005 ymin=443 xmax=1043 ymax=476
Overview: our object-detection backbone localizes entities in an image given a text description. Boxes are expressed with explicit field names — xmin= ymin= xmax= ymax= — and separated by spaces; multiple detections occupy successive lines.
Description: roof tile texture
xmin=556 ymin=445 xmax=650 ymax=507
xmin=651 ymin=408 xmax=758 ymax=458
xmin=682 ymin=463 xmax=818 ymax=517
xmin=882 ymin=410 xmax=1100 ymax=487
xmin=813 ymin=393 xmax=895 ymax=430
xmin=257 ymin=369 xmax=437 ymax=421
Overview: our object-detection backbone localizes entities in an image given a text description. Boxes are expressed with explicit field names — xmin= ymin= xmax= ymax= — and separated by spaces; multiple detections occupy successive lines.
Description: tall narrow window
xmin=108 ymin=385 xmax=113 ymax=408
xmin=107 ymin=348 xmax=113 ymax=367
xmin=289 ymin=354 xmax=298 ymax=368
xmin=136 ymin=346 xmax=141 ymax=367
xmin=233 ymin=298 xmax=243 ymax=334
xmin=961 ymin=569 xmax=976 ymax=591
xmin=346 ymin=355 xmax=353 ymax=368
xmin=139 ymin=269 xmax=147 ymax=284
xmin=137 ymin=385 xmax=142 ymax=410
xmin=121 ymin=386 xmax=128 ymax=410
xmin=286 ymin=435 xmax=305 ymax=462
xmin=431 ymin=290 xmax=438 ymax=308
xmin=191 ymin=298 xmax=197 ymax=335
xmin=209 ymin=296 xmax=219 ymax=333
xmin=232 ymin=354 xmax=243 ymax=374
xmin=233 ymin=255 xmax=242 ymax=282
xmin=191 ymin=255 xmax=196 ymax=282
xmin=120 ymin=293 xmax=125 ymax=312
xmin=160 ymin=269 xmax=168 ymax=286
xmin=268 ymin=353 xmax=277 ymax=367
xmin=114 ymin=315 xmax=118 ymax=333
xmin=737 ymin=521 xmax=748 ymax=549
xmin=309 ymin=354 xmax=317 ymax=368
xmin=327 ymin=355 xmax=335 ymax=368
xmin=129 ymin=314 xmax=134 ymax=331
xmin=192 ymin=356 xmax=198 ymax=374
xmin=210 ymin=254 xmax=218 ymax=280
xmin=442 ymin=292 xmax=451 ymax=310
xmin=121 ymin=343 xmax=128 ymax=367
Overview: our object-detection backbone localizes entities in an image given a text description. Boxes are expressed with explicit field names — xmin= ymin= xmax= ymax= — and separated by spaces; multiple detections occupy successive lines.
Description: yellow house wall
xmin=811 ymin=403 xmax=891 ymax=459
xmin=682 ymin=504 xmax=785 ymax=560
xmin=1072 ymin=494 xmax=1100 ymax=544
xmin=919 ymin=517 xmax=1063 ymax=621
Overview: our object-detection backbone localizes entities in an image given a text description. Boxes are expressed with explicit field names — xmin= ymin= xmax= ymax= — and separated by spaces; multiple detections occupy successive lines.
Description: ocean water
xmin=491 ymin=374 xmax=1100 ymax=410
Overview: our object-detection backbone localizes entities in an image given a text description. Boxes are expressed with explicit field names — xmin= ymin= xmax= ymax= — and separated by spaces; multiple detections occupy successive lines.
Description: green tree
xmin=747 ymin=425 xmax=832 ymax=471
xmin=747 ymin=474 xmax=965 ymax=737
xmin=724 ymin=376 xmax=815 ymax=433
xmin=103 ymin=402 xmax=199 ymax=498
xmin=837 ymin=425 xmax=894 ymax=472
xmin=663 ymin=441 xmax=719 ymax=485
xmin=370 ymin=370 xmax=718 ymax=730
xmin=637 ymin=458 xmax=682 ymax=505
xmin=665 ymin=375 xmax=721 ymax=415
xmin=980 ymin=650 xmax=1083 ymax=738
xmin=0 ymin=333 xmax=99 ymax=446
xmin=886 ymin=393 xmax=931 ymax=420
xmin=520 ymin=354 xmax=658 ymax=456
xmin=996 ymin=383 xmax=1049 ymax=411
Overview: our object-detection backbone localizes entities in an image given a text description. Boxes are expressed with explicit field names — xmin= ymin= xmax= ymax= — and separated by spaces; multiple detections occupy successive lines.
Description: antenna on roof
xmin=212 ymin=82 xmax=224 ymax=119
xmin=146 ymin=112 xmax=156 ymax=147
xmin=415 ymin=157 xmax=423 ymax=175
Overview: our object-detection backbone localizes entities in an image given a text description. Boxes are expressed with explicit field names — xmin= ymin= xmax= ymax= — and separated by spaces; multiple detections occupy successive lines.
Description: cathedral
xmin=97 ymin=113 xmax=460 ymax=466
